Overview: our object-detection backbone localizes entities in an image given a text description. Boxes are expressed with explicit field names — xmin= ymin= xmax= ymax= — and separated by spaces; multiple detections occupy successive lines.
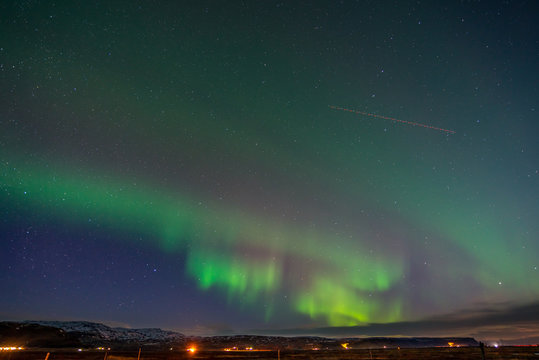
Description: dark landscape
xmin=1 ymin=321 xmax=537 ymax=359
xmin=2 ymin=346 xmax=539 ymax=360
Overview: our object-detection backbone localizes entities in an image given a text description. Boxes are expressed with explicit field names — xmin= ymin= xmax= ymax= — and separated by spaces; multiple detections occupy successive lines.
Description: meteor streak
xmin=329 ymin=105 xmax=456 ymax=134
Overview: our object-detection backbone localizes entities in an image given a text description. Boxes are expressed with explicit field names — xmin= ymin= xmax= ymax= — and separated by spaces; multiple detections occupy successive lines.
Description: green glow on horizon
xmin=296 ymin=277 xmax=402 ymax=326
xmin=1 ymin=157 xmax=404 ymax=325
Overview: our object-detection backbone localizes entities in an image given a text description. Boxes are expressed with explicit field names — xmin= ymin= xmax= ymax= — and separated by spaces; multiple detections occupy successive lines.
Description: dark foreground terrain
xmin=1 ymin=347 xmax=538 ymax=360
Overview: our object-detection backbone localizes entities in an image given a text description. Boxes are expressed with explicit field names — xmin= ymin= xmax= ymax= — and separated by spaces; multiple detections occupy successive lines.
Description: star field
xmin=1 ymin=0 xmax=538 ymax=342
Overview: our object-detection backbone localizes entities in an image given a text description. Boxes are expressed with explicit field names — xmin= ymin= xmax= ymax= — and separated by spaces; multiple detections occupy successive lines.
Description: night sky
xmin=1 ymin=1 xmax=538 ymax=343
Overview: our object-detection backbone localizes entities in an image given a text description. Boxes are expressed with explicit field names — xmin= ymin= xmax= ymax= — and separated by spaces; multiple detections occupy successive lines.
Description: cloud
xmin=182 ymin=323 xmax=237 ymax=336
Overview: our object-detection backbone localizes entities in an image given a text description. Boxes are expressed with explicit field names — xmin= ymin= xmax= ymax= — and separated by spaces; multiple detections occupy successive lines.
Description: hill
xmin=0 ymin=321 xmax=478 ymax=350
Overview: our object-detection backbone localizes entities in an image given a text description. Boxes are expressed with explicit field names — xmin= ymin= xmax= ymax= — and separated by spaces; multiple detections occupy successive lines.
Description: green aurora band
xmin=1 ymin=157 xmax=404 ymax=326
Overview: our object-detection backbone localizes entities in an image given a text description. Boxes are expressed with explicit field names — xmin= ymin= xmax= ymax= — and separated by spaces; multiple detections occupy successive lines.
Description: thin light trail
xmin=329 ymin=105 xmax=456 ymax=134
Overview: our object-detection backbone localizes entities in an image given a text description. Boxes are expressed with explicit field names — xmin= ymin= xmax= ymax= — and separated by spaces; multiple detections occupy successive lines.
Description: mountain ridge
xmin=0 ymin=320 xmax=479 ymax=350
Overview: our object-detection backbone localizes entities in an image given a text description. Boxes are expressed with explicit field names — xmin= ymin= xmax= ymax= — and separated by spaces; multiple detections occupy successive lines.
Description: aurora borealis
xmin=1 ymin=1 xmax=538 ymax=342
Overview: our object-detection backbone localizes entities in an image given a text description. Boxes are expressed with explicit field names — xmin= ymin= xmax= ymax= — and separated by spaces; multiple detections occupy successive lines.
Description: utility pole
xmin=479 ymin=342 xmax=486 ymax=360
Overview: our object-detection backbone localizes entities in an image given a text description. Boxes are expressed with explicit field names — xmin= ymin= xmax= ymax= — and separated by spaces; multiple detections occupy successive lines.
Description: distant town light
xmin=187 ymin=346 xmax=197 ymax=353
xmin=0 ymin=347 xmax=24 ymax=351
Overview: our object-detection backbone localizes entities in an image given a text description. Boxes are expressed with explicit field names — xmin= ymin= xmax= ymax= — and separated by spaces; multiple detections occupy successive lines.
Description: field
xmin=0 ymin=347 xmax=538 ymax=360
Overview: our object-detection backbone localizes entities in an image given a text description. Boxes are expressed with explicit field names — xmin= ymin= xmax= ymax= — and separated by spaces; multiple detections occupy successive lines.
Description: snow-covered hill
xmin=22 ymin=321 xmax=185 ymax=344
